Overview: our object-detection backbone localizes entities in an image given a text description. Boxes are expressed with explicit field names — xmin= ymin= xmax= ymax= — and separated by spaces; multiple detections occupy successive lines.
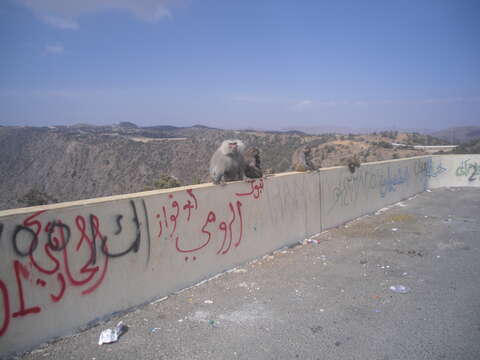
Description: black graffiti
xmin=142 ymin=199 xmax=151 ymax=265
xmin=100 ymin=200 xmax=141 ymax=258
xmin=468 ymin=164 xmax=479 ymax=182
xmin=46 ymin=221 xmax=71 ymax=251
xmin=114 ymin=215 xmax=123 ymax=235
xmin=12 ymin=225 xmax=38 ymax=257
xmin=0 ymin=223 xmax=3 ymax=240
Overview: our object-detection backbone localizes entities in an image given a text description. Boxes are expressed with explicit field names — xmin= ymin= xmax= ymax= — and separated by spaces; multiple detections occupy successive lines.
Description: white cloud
xmin=15 ymin=0 xmax=179 ymax=29
xmin=292 ymin=99 xmax=313 ymax=110
xmin=232 ymin=95 xmax=280 ymax=104
xmin=45 ymin=44 xmax=64 ymax=54
xmin=42 ymin=15 xmax=79 ymax=30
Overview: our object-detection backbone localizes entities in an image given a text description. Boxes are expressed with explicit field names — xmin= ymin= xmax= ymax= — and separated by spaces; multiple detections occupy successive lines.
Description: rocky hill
xmin=0 ymin=125 xmax=444 ymax=210
xmin=431 ymin=126 xmax=480 ymax=144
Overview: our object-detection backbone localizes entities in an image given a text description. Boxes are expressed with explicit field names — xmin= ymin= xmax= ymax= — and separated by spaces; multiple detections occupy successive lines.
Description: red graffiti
xmin=50 ymin=273 xmax=66 ymax=302
xmin=235 ymin=178 xmax=264 ymax=199
xmin=217 ymin=222 xmax=228 ymax=255
xmin=0 ymin=279 xmax=10 ymax=337
xmin=170 ymin=201 xmax=180 ymax=238
xmin=1 ymin=205 xmax=143 ymax=337
xmin=176 ymin=211 xmax=216 ymax=253
xmin=234 ymin=201 xmax=243 ymax=248
xmin=11 ymin=260 xmax=41 ymax=318
xmin=156 ymin=214 xmax=163 ymax=238
xmin=155 ymin=189 xmax=200 ymax=239
xmin=162 ymin=206 xmax=169 ymax=230
xmin=182 ymin=190 xmax=199 ymax=222
xmin=217 ymin=201 xmax=243 ymax=254
xmin=30 ymin=221 xmax=61 ymax=275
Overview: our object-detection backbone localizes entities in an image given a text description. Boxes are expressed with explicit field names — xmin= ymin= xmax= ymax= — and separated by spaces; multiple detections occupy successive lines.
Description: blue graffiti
xmin=456 ymin=159 xmax=480 ymax=182
xmin=379 ymin=167 xmax=410 ymax=198
xmin=427 ymin=162 xmax=447 ymax=178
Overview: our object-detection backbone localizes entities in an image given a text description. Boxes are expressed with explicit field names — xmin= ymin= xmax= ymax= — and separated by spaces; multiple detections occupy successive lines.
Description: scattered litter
xmin=150 ymin=296 xmax=168 ymax=305
xmin=307 ymin=238 xmax=320 ymax=244
xmin=204 ymin=300 xmax=213 ymax=304
xmin=392 ymin=228 xmax=398 ymax=232
xmin=319 ymin=309 xmax=325 ymax=312
xmin=238 ymin=282 xmax=249 ymax=288
xmin=426 ymin=189 xmax=432 ymax=192
xmin=402 ymin=272 xmax=408 ymax=276
xmin=389 ymin=285 xmax=411 ymax=294
xmin=150 ymin=327 xmax=161 ymax=333
xmin=232 ymin=268 xmax=247 ymax=273
xmin=98 ymin=321 xmax=127 ymax=345
xmin=188 ymin=310 xmax=210 ymax=322
xmin=178 ymin=319 xmax=184 ymax=322
xmin=375 ymin=207 xmax=390 ymax=215
xmin=208 ymin=320 xmax=217 ymax=327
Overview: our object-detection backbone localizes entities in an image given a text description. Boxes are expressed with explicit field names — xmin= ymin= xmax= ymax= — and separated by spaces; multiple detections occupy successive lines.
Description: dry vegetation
xmin=0 ymin=125 xmax=448 ymax=210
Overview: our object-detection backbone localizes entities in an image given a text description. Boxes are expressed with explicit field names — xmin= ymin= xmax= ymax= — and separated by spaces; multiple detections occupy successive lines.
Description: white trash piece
xmin=98 ymin=321 xmax=127 ymax=345
xmin=389 ymin=285 xmax=411 ymax=294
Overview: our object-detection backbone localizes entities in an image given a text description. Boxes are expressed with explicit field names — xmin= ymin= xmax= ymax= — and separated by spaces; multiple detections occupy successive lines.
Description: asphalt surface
xmin=14 ymin=187 xmax=480 ymax=360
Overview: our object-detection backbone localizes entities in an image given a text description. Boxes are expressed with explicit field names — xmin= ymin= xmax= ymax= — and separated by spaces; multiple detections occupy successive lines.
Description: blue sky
xmin=1 ymin=0 xmax=479 ymax=131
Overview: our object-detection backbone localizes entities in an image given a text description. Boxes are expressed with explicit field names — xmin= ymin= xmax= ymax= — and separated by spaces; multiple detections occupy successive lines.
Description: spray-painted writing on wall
xmin=0 ymin=179 xmax=266 ymax=337
xmin=456 ymin=159 xmax=480 ymax=182
xmin=328 ymin=164 xmax=414 ymax=214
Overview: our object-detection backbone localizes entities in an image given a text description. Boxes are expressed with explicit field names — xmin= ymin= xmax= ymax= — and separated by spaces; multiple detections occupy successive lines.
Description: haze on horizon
xmin=0 ymin=0 xmax=479 ymax=132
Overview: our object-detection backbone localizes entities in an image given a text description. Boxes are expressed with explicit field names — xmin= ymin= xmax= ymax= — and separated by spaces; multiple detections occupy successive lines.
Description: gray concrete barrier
xmin=320 ymin=156 xmax=430 ymax=229
xmin=428 ymin=155 xmax=480 ymax=188
xmin=0 ymin=154 xmax=477 ymax=357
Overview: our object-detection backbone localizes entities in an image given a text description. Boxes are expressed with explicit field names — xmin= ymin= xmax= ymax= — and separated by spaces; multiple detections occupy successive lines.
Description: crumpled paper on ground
xmin=98 ymin=321 xmax=126 ymax=345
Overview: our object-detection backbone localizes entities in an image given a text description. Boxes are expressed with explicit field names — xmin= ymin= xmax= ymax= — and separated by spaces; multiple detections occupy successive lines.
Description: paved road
xmin=15 ymin=188 xmax=480 ymax=360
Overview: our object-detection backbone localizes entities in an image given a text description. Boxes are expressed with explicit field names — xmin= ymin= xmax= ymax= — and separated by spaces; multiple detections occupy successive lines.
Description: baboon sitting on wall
xmin=209 ymin=139 xmax=246 ymax=184
xmin=346 ymin=155 xmax=361 ymax=173
xmin=291 ymin=145 xmax=317 ymax=172
xmin=243 ymin=147 xmax=263 ymax=178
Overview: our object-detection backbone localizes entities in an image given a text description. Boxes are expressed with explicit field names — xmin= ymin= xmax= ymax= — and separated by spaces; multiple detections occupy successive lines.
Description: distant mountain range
xmin=0 ymin=123 xmax=454 ymax=211
xmin=283 ymin=125 xmax=480 ymax=144
xmin=281 ymin=125 xmax=437 ymax=135
xmin=430 ymin=126 xmax=480 ymax=144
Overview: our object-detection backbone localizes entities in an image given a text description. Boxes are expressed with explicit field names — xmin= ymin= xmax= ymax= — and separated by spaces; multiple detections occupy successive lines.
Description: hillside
xmin=451 ymin=138 xmax=480 ymax=154
xmin=0 ymin=125 xmax=444 ymax=210
xmin=431 ymin=126 xmax=480 ymax=144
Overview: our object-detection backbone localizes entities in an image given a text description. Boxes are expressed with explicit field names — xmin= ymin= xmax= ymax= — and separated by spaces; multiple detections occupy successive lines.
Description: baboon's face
xmin=227 ymin=142 xmax=238 ymax=153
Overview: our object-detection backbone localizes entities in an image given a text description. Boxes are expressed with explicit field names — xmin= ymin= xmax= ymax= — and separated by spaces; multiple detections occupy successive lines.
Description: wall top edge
xmin=0 ymin=172 xmax=300 ymax=217
xmin=318 ymin=154 xmax=431 ymax=172
xmin=2 ymin=154 xmax=478 ymax=217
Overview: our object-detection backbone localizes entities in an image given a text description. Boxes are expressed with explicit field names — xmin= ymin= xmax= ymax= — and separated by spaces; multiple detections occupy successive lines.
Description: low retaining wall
xmin=428 ymin=155 xmax=480 ymax=188
xmin=0 ymin=154 xmax=477 ymax=356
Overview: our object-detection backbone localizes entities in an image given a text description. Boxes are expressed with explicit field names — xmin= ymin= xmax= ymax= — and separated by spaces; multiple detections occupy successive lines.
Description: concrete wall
xmin=0 ymin=154 xmax=477 ymax=357
xmin=320 ymin=156 xmax=430 ymax=229
xmin=428 ymin=155 xmax=480 ymax=188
